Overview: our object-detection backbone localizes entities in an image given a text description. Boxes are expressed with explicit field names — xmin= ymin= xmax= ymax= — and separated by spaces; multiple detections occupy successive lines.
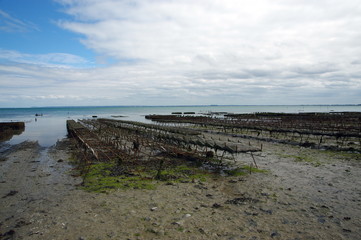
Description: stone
xmin=172 ymin=220 xmax=184 ymax=226
xmin=212 ymin=203 xmax=222 ymax=208
xmin=271 ymin=231 xmax=280 ymax=238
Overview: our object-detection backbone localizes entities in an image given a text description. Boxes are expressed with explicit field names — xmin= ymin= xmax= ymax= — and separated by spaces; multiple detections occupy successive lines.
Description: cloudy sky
xmin=0 ymin=0 xmax=360 ymax=107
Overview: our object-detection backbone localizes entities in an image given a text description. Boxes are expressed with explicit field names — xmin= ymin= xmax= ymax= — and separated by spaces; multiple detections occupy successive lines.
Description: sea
xmin=1 ymin=105 xmax=360 ymax=147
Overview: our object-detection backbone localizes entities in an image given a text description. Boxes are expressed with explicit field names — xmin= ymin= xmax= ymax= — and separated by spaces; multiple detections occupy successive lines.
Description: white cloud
xmin=0 ymin=49 xmax=91 ymax=68
xmin=0 ymin=9 xmax=38 ymax=32
xmin=1 ymin=0 xmax=361 ymax=107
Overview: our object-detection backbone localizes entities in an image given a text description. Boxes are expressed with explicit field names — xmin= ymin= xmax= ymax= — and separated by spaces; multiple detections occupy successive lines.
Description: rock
xmin=194 ymin=184 xmax=208 ymax=190
xmin=183 ymin=214 xmax=191 ymax=218
xmin=244 ymin=211 xmax=258 ymax=216
xmin=318 ymin=217 xmax=326 ymax=224
xmin=198 ymin=228 xmax=207 ymax=234
xmin=271 ymin=231 xmax=280 ymax=238
xmin=225 ymin=197 xmax=259 ymax=205
xmin=248 ymin=219 xmax=257 ymax=227
xmin=1 ymin=229 xmax=15 ymax=238
xmin=172 ymin=220 xmax=184 ymax=226
xmin=260 ymin=208 xmax=273 ymax=215
xmin=150 ymin=207 xmax=158 ymax=211
xmin=2 ymin=190 xmax=18 ymax=198
xmin=212 ymin=203 xmax=222 ymax=208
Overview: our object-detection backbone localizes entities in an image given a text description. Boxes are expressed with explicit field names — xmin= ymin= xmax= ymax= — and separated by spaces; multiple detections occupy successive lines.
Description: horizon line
xmin=1 ymin=103 xmax=360 ymax=109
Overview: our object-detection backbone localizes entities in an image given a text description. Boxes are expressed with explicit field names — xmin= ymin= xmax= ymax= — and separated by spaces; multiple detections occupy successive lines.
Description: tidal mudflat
xmin=1 ymin=114 xmax=360 ymax=239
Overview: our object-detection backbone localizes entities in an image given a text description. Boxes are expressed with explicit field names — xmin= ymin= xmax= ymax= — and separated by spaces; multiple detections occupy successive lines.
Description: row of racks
xmin=67 ymin=118 xmax=261 ymax=164
xmin=145 ymin=113 xmax=361 ymax=151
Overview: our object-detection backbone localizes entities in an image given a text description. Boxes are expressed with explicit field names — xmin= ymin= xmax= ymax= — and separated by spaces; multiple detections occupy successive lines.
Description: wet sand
xmin=0 ymin=137 xmax=360 ymax=240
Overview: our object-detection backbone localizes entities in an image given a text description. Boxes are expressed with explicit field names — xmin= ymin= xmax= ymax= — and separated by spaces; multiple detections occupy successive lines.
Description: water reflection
xmin=0 ymin=122 xmax=25 ymax=142
xmin=6 ymin=117 xmax=68 ymax=147
xmin=1 ymin=114 xmax=147 ymax=147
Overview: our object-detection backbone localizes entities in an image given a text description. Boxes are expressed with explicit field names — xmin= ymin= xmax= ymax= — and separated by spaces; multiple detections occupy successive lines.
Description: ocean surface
xmin=1 ymin=105 xmax=360 ymax=147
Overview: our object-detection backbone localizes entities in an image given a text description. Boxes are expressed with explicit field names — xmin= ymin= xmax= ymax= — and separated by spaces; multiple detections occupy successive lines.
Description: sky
xmin=0 ymin=0 xmax=360 ymax=107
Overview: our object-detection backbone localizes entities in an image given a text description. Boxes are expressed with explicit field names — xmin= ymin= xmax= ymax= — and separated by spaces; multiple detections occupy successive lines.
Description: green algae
xmin=81 ymin=162 xmax=156 ymax=193
xmin=81 ymin=162 xmax=210 ymax=193
xmin=278 ymin=153 xmax=321 ymax=167
xmin=224 ymin=166 xmax=267 ymax=176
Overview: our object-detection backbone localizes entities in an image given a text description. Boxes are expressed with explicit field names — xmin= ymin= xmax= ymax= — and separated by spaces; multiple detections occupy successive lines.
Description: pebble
xmin=270 ymin=231 xmax=280 ymax=238
xmin=317 ymin=217 xmax=326 ymax=224
xmin=244 ymin=211 xmax=258 ymax=216
xmin=194 ymin=184 xmax=208 ymax=190
xmin=198 ymin=228 xmax=207 ymax=234
xmin=248 ymin=219 xmax=257 ymax=227
xmin=183 ymin=214 xmax=192 ymax=218
xmin=260 ymin=208 xmax=273 ymax=215
xmin=212 ymin=203 xmax=222 ymax=208
xmin=150 ymin=207 xmax=158 ymax=211
xmin=1 ymin=229 xmax=15 ymax=237
xmin=172 ymin=220 xmax=184 ymax=226
xmin=2 ymin=190 xmax=18 ymax=198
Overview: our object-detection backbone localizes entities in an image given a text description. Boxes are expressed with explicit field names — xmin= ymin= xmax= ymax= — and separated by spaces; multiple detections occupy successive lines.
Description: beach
xmin=2 ymin=0 xmax=361 ymax=238
xmin=1 ymin=117 xmax=361 ymax=239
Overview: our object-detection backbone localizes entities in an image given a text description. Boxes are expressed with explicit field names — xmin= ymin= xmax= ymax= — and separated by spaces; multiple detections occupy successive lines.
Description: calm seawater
xmin=1 ymin=105 xmax=360 ymax=147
